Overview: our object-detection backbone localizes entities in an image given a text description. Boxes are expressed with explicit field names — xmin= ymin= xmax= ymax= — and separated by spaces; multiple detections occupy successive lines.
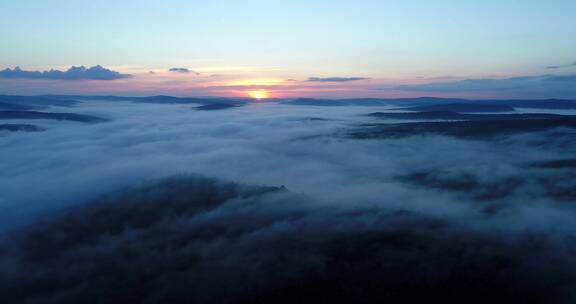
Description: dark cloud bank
xmin=0 ymin=65 xmax=131 ymax=80
xmin=1 ymin=96 xmax=576 ymax=303
xmin=169 ymin=67 xmax=199 ymax=75
xmin=547 ymin=61 xmax=576 ymax=69
xmin=307 ymin=77 xmax=370 ymax=82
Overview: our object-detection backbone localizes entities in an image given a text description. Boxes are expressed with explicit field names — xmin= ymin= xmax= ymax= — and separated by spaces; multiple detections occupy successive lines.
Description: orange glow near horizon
xmin=248 ymin=90 xmax=270 ymax=100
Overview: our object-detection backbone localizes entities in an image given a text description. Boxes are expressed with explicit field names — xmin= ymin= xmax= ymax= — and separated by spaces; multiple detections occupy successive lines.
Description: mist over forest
xmin=1 ymin=95 xmax=576 ymax=303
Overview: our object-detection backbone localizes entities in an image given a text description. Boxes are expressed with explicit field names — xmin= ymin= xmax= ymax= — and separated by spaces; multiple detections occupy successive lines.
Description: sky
xmin=1 ymin=0 xmax=576 ymax=98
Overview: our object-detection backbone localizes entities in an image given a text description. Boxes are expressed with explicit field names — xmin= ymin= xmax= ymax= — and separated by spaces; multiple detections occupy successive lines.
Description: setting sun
xmin=249 ymin=90 xmax=269 ymax=100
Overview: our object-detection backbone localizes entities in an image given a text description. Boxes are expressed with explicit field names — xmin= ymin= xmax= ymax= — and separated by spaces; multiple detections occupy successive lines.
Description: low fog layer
xmin=1 ymin=98 xmax=576 ymax=303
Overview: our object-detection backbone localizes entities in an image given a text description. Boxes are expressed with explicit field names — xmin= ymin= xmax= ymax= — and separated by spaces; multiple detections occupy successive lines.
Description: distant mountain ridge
xmin=0 ymin=95 xmax=79 ymax=107
xmin=0 ymin=124 xmax=45 ymax=132
xmin=42 ymin=95 xmax=249 ymax=105
xmin=394 ymin=103 xmax=514 ymax=113
xmin=1 ymin=95 xmax=575 ymax=110
xmin=368 ymin=111 xmax=568 ymax=120
xmin=0 ymin=111 xmax=106 ymax=123
xmin=0 ymin=102 xmax=41 ymax=111
xmin=280 ymin=97 xmax=576 ymax=109
xmin=347 ymin=117 xmax=576 ymax=140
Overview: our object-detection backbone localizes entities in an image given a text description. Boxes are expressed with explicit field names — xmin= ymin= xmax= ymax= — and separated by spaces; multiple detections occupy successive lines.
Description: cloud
xmin=0 ymin=65 xmax=131 ymax=80
xmin=546 ymin=61 xmax=576 ymax=69
xmin=0 ymin=99 xmax=567 ymax=224
xmin=1 ymin=99 xmax=576 ymax=302
xmin=307 ymin=77 xmax=369 ymax=82
xmin=397 ymin=74 xmax=576 ymax=98
xmin=169 ymin=67 xmax=200 ymax=75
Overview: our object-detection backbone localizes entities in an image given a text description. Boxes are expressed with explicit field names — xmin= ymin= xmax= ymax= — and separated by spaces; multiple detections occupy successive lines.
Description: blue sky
xmin=1 ymin=0 xmax=575 ymax=98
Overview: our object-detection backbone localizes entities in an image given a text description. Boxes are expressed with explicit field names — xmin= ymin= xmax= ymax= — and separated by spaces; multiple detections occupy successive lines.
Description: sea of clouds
xmin=1 ymin=100 xmax=576 ymax=303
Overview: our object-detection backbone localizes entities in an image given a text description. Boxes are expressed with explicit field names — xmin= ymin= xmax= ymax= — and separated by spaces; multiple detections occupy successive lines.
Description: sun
xmin=249 ymin=90 xmax=269 ymax=100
